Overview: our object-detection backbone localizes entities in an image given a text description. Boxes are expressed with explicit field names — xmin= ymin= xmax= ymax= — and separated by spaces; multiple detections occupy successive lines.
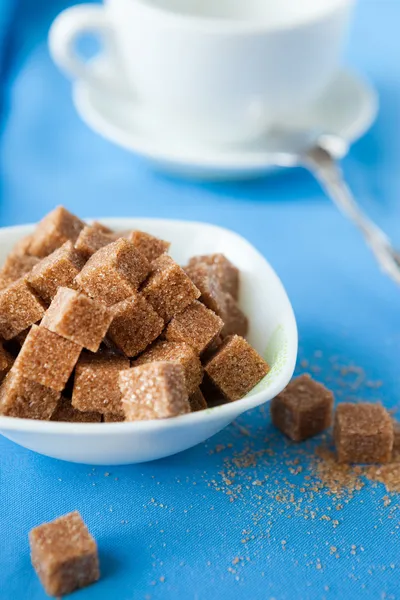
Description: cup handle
xmin=48 ymin=4 xmax=114 ymax=83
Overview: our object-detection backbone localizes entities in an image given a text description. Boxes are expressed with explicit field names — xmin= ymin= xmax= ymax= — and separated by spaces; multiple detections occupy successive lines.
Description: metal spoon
xmin=268 ymin=129 xmax=400 ymax=285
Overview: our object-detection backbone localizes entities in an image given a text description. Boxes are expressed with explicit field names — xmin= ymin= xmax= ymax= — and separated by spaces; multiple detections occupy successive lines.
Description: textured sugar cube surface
xmin=120 ymin=362 xmax=190 ymax=421
xmin=188 ymin=254 xmax=239 ymax=300
xmin=72 ymin=351 xmax=130 ymax=414
xmin=270 ymin=374 xmax=334 ymax=442
xmin=108 ymin=294 xmax=164 ymax=357
xmin=185 ymin=263 xmax=226 ymax=315
xmin=42 ymin=287 xmax=113 ymax=352
xmin=220 ymin=293 xmax=248 ymax=338
xmin=103 ymin=411 xmax=125 ymax=422
xmin=27 ymin=241 xmax=86 ymax=303
xmin=0 ymin=370 xmax=60 ymax=419
xmin=29 ymin=206 xmax=85 ymax=258
xmin=189 ymin=387 xmax=208 ymax=412
xmin=51 ymin=396 xmax=102 ymax=422
xmin=128 ymin=230 xmax=170 ymax=263
xmin=134 ymin=340 xmax=203 ymax=395
xmin=76 ymin=238 xmax=150 ymax=306
xmin=0 ymin=253 xmax=39 ymax=289
xmin=334 ymin=402 xmax=394 ymax=464
xmin=0 ymin=278 xmax=46 ymax=340
xmin=0 ymin=343 xmax=14 ymax=382
xmin=165 ymin=300 xmax=223 ymax=354
xmin=75 ymin=223 xmax=115 ymax=258
xmin=14 ymin=324 xmax=81 ymax=391
xmin=205 ymin=335 xmax=269 ymax=401
xmin=29 ymin=511 xmax=100 ymax=597
xmin=142 ymin=255 xmax=200 ymax=322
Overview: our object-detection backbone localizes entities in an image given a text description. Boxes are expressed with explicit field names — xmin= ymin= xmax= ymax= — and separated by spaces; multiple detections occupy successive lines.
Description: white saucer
xmin=73 ymin=61 xmax=378 ymax=180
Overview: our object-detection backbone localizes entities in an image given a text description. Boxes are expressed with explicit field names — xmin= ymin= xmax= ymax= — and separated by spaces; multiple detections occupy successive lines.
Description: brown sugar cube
xmin=205 ymin=335 xmax=269 ymax=402
xmin=74 ymin=223 xmax=115 ymax=258
xmin=0 ymin=253 xmax=40 ymax=289
xmin=27 ymin=241 xmax=86 ymax=304
xmin=128 ymin=230 xmax=170 ymax=263
xmin=14 ymin=324 xmax=81 ymax=391
xmin=42 ymin=287 xmax=113 ymax=352
xmin=165 ymin=300 xmax=223 ymax=354
xmin=108 ymin=294 xmax=164 ymax=357
xmin=0 ymin=370 xmax=60 ymax=419
xmin=29 ymin=206 xmax=85 ymax=258
xmin=188 ymin=253 xmax=239 ymax=300
xmin=76 ymin=238 xmax=150 ymax=306
xmin=103 ymin=411 xmax=125 ymax=422
xmin=29 ymin=511 xmax=100 ymax=597
xmin=201 ymin=335 xmax=223 ymax=364
xmin=270 ymin=374 xmax=334 ymax=442
xmin=72 ymin=351 xmax=130 ymax=414
xmin=334 ymin=402 xmax=393 ymax=464
xmin=142 ymin=255 xmax=200 ymax=322
xmin=51 ymin=397 xmax=102 ymax=422
xmin=0 ymin=278 xmax=46 ymax=340
xmin=190 ymin=387 xmax=207 ymax=412
xmin=220 ymin=293 xmax=248 ymax=338
xmin=120 ymin=362 xmax=190 ymax=421
xmin=0 ymin=343 xmax=14 ymax=382
xmin=134 ymin=340 xmax=203 ymax=395
xmin=185 ymin=262 xmax=226 ymax=315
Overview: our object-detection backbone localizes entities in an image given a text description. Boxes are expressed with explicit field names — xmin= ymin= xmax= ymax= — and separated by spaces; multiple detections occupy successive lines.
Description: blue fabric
xmin=2 ymin=1 xmax=400 ymax=598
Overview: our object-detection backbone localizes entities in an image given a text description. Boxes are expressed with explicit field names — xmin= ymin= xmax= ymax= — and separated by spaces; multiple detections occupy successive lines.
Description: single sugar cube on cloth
xmin=220 ymin=293 xmax=248 ymax=338
xmin=0 ymin=278 xmax=46 ymax=340
xmin=334 ymin=402 xmax=394 ymax=464
xmin=14 ymin=324 xmax=81 ymax=391
xmin=141 ymin=255 xmax=200 ymax=322
xmin=27 ymin=241 xmax=86 ymax=304
xmin=107 ymin=294 xmax=164 ymax=357
xmin=51 ymin=396 xmax=102 ymax=422
xmin=41 ymin=287 xmax=113 ymax=352
xmin=270 ymin=374 xmax=334 ymax=442
xmin=205 ymin=335 xmax=269 ymax=401
xmin=0 ymin=253 xmax=40 ymax=289
xmin=119 ymin=362 xmax=190 ymax=421
xmin=74 ymin=223 xmax=116 ymax=259
xmin=76 ymin=238 xmax=150 ymax=306
xmin=0 ymin=370 xmax=60 ymax=419
xmin=0 ymin=342 xmax=14 ymax=382
xmin=72 ymin=351 xmax=130 ymax=414
xmin=187 ymin=253 xmax=239 ymax=300
xmin=128 ymin=230 xmax=170 ymax=263
xmin=165 ymin=300 xmax=223 ymax=354
xmin=103 ymin=411 xmax=125 ymax=422
xmin=29 ymin=511 xmax=100 ymax=597
xmin=134 ymin=340 xmax=203 ymax=395
xmin=28 ymin=206 xmax=85 ymax=258
xmin=189 ymin=387 xmax=208 ymax=412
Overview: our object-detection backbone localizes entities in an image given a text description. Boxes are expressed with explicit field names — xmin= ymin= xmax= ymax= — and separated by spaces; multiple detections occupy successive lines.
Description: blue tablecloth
xmin=2 ymin=1 xmax=400 ymax=598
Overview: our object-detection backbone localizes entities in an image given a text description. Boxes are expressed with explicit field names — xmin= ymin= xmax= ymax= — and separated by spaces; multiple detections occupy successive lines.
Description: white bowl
xmin=0 ymin=218 xmax=297 ymax=465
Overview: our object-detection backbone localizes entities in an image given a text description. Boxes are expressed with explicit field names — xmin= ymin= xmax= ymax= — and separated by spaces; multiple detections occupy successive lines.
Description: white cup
xmin=49 ymin=0 xmax=354 ymax=146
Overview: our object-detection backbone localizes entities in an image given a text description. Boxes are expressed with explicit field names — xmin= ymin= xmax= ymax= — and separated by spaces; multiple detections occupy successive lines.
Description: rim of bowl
xmin=0 ymin=217 xmax=298 ymax=435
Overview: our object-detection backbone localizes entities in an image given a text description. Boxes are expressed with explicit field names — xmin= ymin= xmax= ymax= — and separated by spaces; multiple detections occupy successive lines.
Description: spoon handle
xmin=304 ymin=146 xmax=400 ymax=285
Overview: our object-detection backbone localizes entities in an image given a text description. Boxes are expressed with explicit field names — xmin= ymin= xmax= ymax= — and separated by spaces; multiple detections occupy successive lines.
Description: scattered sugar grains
xmin=199 ymin=351 xmax=400 ymax=571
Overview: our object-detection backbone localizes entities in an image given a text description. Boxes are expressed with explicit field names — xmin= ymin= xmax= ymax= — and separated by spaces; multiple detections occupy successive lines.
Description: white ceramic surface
xmin=73 ymin=66 xmax=378 ymax=180
xmin=0 ymin=218 xmax=297 ymax=465
xmin=49 ymin=0 xmax=353 ymax=145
